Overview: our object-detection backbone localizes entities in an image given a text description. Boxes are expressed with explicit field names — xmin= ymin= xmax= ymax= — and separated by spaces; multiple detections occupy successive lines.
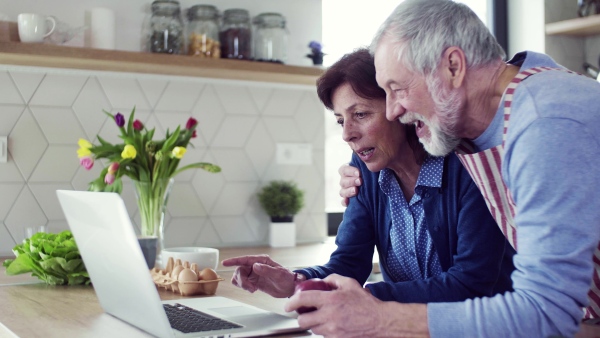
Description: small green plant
xmin=257 ymin=180 xmax=304 ymax=222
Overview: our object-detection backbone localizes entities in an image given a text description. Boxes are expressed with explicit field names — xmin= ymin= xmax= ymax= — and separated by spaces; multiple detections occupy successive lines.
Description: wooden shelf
xmin=545 ymin=14 xmax=600 ymax=36
xmin=0 ymin=42 xmax=324 ymax=86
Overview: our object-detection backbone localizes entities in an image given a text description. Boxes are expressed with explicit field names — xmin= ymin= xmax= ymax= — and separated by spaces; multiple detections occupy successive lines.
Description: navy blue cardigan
xmin=297 ymin=153 xmax=515 ymax=303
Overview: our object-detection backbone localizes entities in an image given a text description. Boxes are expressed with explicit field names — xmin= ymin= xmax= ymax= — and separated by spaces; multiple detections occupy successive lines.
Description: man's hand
xmin=285 ymin=274 xmax=430 ymax=338
xmin=221 ymin=255 xmax=296 ymax=298
xmin=339 ymin=163 xmax=362 ymax=207
xmin=285 ymin=274 xmax=380 ymax=338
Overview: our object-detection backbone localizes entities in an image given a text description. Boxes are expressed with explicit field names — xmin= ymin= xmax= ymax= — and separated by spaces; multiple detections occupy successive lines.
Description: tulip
xmin=172 ymin=146 xmax=187 ymax=159
xmin=104 ymin=172 xmax=115 ymax=185
xmin=191 ymin=130 xmax=197 ymax=138
xmin=115 ymin=113 xmax=125 ymax=127
xmin=79 ymin=156 xmax=94 ymax=170
xmin=121 ymin=144 xmax=137 ymax=159
xmin=133 ymin=119 xmax=143 ymax=131
xmin=78 ymin=138 xmax=93 ymax=149
xmin=77 ymin=147 xmax=92 ymax=158
xmin=186 ymin=117 xmax=198 ymax=129
xmin=108 ymin=162 xmax=119 ymax=174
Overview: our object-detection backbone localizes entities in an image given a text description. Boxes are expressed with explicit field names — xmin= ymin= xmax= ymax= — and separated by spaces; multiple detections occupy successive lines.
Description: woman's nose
xmin=342 ymin=122 xmax=357 ymax=143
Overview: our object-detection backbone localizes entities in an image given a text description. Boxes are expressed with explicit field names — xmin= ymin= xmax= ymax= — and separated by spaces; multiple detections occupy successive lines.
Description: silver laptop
xmin=56 ymin=189 xmax=306 ymax=338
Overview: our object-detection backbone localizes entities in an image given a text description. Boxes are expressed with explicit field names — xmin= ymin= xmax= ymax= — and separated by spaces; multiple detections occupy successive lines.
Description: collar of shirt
xmin=378 ymin=155 xmax=443 ymax=197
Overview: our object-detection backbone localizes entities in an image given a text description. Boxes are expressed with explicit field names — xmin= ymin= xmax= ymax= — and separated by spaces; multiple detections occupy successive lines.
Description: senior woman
xmin=222 ymin=48 xmax=514 ymax=303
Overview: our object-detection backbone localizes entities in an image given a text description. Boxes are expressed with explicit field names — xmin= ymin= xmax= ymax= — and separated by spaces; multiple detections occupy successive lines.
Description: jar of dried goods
xmin=219 ymin=8 xmax=252 ymax=60
xmin=186 ymin=4 xmax=220 ymax=58
xmin=148 ymin=0 xmax=184 ymax=54
xmin=252 ymin=12 xmax=288 ymax=64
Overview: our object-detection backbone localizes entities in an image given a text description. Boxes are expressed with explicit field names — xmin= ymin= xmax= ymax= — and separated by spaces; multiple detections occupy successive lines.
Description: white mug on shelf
xmin=17 ymin=13 xmax=57 ymax=43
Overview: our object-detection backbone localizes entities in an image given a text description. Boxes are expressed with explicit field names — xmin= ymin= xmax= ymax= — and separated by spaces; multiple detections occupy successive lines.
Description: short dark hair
xmin=316 ymin=48 xmax=425 ymax=165
xmin=317 ymin=48 xmax=384 ymax=110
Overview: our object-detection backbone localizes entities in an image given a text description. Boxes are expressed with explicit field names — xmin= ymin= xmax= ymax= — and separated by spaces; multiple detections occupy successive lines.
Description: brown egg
xmin=178 ymin=268 xmax=200 ymax=296
xmin=199 ymin=268 xmax=219 ymax=295
xmin=178 ymin=268 xmax=198 ymax=282
xmin=171 ymin=265 xmax=185 ymax=280
xmin=198 ymin=268 xmax=218 ymax=281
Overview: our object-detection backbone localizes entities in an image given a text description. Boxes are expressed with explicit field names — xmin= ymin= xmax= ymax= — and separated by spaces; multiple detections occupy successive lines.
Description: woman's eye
xmin=336 ymin=118 xmax=344 ymax=126
xmin=355 ymin=112 xmax=367 ymax=119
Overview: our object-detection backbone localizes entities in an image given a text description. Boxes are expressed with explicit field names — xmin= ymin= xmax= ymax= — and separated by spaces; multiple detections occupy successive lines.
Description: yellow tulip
xmin=172 ymin=146 xmax=187 ymax=159
xmin=121 ymin=145 xmax=137 ymax=159
xmin=78 ymin=138 xmax=92 ymax=149
xmin=77 ymin=147 xmax=91 ymax=158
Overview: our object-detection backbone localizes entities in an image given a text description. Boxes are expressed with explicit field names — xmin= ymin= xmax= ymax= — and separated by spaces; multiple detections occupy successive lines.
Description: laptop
xmin=56 ymin=189 xmax=306 ymax=338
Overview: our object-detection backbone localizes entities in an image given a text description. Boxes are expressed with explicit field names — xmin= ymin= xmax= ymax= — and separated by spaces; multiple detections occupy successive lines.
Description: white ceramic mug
xmin=17 ymin=13 xmax=57 ymax=43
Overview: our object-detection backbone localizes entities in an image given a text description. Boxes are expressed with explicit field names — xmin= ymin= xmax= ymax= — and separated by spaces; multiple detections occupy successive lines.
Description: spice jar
xmin=252 ymin=12 xmax=288 ymax=64
xmin=186 ymin=5 xmax=221 ymax=58
xmin=219 ymin=9 xmax=252 ymax=60
xmin=148 ymin=0 xmax=184 ymax=54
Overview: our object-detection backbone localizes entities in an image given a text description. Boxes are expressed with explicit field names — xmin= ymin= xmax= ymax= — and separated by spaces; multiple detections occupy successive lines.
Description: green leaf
xmin=172 ymin=162 xmax=222 ymax=177
xmin=2 ymin=230 xmax=90 ymax=285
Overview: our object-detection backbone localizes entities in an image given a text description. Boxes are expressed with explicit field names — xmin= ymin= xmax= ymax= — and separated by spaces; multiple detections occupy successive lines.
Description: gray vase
xmin=138 ymin=237 xmax=158 ymax=269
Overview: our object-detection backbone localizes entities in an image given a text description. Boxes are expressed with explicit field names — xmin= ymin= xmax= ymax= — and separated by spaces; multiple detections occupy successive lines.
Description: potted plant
xmin=257 ymin=180 xmax=304 ymax=247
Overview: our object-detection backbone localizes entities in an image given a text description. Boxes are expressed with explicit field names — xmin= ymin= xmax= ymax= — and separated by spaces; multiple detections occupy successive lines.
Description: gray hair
xmin=370 ymin=0 xmax=505 ymax=75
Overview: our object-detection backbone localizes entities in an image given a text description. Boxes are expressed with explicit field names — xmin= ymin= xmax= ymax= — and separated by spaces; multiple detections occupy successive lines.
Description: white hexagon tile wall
xmin=0 ymin=66 xmax=327 ymax=256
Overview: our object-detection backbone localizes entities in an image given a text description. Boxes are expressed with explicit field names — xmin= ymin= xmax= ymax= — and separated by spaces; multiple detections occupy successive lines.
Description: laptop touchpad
xmin=210 ymin=306 xmax=261 ymax=317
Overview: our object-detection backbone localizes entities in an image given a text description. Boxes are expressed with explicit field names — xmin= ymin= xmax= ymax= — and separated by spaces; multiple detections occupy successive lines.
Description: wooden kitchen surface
xmin=0 ymin=240 xmax=344 ymax=338
xmin=2 ymin=240 xmax=599 ymax=337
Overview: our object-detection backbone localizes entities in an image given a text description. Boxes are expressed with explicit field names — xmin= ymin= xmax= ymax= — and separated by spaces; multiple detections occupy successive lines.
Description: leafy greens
xmin=2 ymin=230 xmax=90 ymax=285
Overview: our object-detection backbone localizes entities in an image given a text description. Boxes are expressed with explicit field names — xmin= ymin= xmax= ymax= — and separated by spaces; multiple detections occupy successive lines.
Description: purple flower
xmin=308 ymin=41 xmax=322 ymax=52
xmin=115 ymin=113 xmax=125 ymax=127
xmin=79 ymin=156 xmax=94 ymax=170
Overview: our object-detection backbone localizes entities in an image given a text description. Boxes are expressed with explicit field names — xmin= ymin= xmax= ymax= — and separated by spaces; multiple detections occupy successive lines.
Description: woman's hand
xmin=221 ymin=255 xmax=297 ymax=298
xmin=339 ymin=163 xmax=362 ymax=207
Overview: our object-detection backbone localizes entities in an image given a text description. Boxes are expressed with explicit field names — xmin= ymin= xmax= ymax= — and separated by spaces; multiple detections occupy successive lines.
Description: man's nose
xmin=386 ymin=99 xmax=406 ymax=122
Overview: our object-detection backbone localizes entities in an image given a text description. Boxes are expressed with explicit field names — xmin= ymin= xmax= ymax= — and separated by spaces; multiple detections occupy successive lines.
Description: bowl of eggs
xmin=151 ymin=256 xmax=223 ymax=296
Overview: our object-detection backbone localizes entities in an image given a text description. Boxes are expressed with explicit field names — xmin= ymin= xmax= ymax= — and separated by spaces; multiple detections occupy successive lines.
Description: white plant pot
xmin=269 ymin=222 xmax=296 ymax=248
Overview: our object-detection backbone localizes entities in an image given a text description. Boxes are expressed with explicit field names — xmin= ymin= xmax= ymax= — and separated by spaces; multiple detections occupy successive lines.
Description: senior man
xmin=285 ymin=1 xmax=600 ymax=337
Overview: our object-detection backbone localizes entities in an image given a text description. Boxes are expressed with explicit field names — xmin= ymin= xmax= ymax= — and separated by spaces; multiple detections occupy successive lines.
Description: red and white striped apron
xmin=455 ymin=66 xmax=600 ymax=319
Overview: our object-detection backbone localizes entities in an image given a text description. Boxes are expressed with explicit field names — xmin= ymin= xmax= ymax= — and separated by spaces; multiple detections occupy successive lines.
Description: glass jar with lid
xmin=219 ymin=8 xmax=252 ymax=60
xmin=186 ymin=4 xmax=221 ymax=58
xmin=148 ymin=0 xmax=184 ymax=54
xmin=252 ymin=13 xmax=288 ymax=64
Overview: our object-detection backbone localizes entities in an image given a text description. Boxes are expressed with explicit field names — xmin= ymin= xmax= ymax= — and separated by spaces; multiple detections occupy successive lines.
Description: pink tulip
xmin=108 ymin=162 xmax=120 ymax=174
xmin=104 ymin=173 xmax=115 ymax=185
xmin=79 ymin=156 xmax=94 ymax=170
xmin=186 ymin=117 xmax=198 ymax=129
xmin=133 ymin=120 xmax=143 ymax=131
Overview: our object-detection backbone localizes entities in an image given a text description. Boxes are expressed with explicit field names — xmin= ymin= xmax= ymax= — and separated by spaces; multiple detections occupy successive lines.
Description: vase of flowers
xmin=76 ymin=107 xmax=221 ymax=268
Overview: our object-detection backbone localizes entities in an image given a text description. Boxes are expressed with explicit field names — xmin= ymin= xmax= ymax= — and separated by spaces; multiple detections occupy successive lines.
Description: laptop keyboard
xmin=163 ymin=303 xmax=243 ymax=334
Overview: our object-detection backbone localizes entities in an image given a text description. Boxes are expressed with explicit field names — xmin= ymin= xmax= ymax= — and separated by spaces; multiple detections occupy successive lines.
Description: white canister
xmin=90 ymin=7 xmax=116 ymax=49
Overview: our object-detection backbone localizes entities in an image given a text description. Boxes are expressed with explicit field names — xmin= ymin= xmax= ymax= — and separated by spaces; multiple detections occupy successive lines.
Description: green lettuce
xmin=2 ymin=230 xmax=90 ymax=285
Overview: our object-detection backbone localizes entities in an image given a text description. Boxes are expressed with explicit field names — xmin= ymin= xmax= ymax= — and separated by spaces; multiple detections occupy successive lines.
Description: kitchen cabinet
xmin=545 ymin=14 xmax=600 ymax=36
xmin=0 ymin=42 xmax=323 ymax=85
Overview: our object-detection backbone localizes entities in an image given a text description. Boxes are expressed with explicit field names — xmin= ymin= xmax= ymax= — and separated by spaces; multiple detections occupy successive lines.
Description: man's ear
xmin=441 ymin=47 xmax=466 ymax=88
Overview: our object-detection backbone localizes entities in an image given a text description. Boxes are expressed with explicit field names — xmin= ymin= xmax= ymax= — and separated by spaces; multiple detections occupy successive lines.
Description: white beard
xmin=418 ymin=73 xmax=463 ymax=156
